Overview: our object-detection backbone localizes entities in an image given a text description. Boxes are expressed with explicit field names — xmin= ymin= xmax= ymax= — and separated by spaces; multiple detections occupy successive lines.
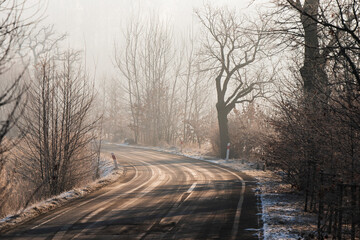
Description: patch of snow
xmin=0 ymin=217 xmax=11 ymax=224
xmin=209 ymin=160 xmax=317 ymax=240
xmin=98 ymin=157 xmax=116 ymax=178
xmin=0 ymin=157 xmax=123 ymax=233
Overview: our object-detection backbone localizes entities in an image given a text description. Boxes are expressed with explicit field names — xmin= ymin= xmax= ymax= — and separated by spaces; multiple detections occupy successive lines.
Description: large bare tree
xmin=196 ymin=5 xmax=268 ymax=158
xmin=284 ymin=0 xmax=330 ymax=106
xmin=286 ymin=0 xmax=360 ymax=87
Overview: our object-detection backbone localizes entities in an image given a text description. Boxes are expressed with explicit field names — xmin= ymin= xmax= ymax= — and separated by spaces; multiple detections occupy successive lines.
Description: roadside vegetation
xmin=0 ymin=1 xmax=101 ymax=218
xmin=0 ymin=0 xmax=359 ymax=238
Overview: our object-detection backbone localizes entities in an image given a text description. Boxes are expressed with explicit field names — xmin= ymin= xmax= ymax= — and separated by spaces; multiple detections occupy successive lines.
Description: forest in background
xmin=0 ymin=0 xmax=359 ymax=238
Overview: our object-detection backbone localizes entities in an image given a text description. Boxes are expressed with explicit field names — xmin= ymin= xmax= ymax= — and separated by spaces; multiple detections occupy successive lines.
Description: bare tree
xmin=0 ymin=0 xmax=42 ymax=212
xmin=17 ymin=24 xmax=67 ymax=66
xmin=115 ymin=13 xmax=181 ymax=146
xmin=99 ymin=76 xmax=127 ymax=142
xmin=114 ymin=16 xmax=142 ymax=143
xmin=140 ymin=15 xmax=178 ymax=145
xmin=0 ymin=0 xmax=37 ymax=169
xmin=288 ymin=1 xmax=328 ymax=100
xmin=196 ymin=5 xmax=269 ymax=158
xmin=181 ymin=33 xmax=214 ymax=147
xmin=286 ymin=0 xmax=360 ymax=87
xmin=18 ymin=50 xmax=97 ymax=197
xmin=265 ymin=1 xmax=360 ymax=237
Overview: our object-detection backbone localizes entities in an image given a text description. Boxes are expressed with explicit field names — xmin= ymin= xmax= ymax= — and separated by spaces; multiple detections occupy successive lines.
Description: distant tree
xmin=196 ymin=5 xmax=269 ymax=158
xmin=115 ymin=14 xmax=181 ymax=145
xmin=100 ymin=76 xmax=127 ymax=142
xmin=114 ymin=16 xmax=142 ymax=143
xmin=181 ymin=31 xmax=213 ymax=148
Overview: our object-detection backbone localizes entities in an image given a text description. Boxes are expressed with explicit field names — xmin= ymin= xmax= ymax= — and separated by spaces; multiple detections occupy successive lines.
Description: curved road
xmin=2 ymin=144 xmax=260 ymax=239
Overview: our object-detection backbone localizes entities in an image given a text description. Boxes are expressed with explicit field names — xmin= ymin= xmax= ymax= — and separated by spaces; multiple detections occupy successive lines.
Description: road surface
xmin=1 ymin=144 xmax=261 ymax=239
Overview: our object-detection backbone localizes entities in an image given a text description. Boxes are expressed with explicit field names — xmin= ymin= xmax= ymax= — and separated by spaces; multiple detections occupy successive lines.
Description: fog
xmin=2 ymin=1 xmax=360 ymax=238
xmin=43 ymin=0 xmax=264 ymax=77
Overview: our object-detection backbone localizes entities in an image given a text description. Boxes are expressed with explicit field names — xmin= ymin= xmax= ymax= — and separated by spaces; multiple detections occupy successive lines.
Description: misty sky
xmin=43 ymin=0 xmax=266 ymax=78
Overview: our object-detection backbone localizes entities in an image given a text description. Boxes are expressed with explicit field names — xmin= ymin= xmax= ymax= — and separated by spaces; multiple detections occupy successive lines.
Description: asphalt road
xmin=1 ymin=144 xmax=261 ymax=239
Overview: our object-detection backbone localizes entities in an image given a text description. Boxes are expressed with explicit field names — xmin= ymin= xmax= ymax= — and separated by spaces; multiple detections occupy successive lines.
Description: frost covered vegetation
xmin=262 ymin=1 xmax=360 ymax=239
xmin=0 ymin=0 xmax=360 ymax=239
xmin=0 ymin=1 xmax=102 ymax=218
xmin=0 ymin=156 xmax=122 ymax=233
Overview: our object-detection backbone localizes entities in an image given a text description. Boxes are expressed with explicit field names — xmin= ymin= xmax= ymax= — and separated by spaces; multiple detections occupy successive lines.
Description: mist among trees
xmin=0 ymin=0 xmax=359 ymax=238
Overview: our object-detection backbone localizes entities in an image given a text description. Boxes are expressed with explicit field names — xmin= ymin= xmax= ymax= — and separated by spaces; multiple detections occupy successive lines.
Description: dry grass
xmin=0 ymin=158 xmax=123 ymax=233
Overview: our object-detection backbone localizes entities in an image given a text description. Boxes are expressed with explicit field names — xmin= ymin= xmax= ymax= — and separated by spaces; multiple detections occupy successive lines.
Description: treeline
xmin=0 ymin=1 xmax=359 ymax=238
xmin=103 ymin=6 xmax=274 ymax=156
xmin=102 ymin=14 xmax=215 ymax=147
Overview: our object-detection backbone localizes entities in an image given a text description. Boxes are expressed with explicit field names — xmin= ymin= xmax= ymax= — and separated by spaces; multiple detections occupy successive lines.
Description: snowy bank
xmin=0 ymin=157 xmax=123 ymax=233
xmin=207 ymin=160 xmax=317 ymax=240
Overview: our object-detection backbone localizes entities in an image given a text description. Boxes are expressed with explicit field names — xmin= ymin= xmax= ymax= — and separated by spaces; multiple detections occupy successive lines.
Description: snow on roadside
xmin=98 ymin=154 xmax=118 ymax=178
xmin=206 ymin=159 xmax=317 ymax=240
xmin=0 ymin=157 xmax=123 ymax=233
xmin=116 ymin=143 xmax=317 ymax=240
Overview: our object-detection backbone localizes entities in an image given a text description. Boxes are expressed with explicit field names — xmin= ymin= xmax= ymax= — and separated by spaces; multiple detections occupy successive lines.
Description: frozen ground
xmin=0 ymin=157 xmax=123 ymax=233
xmin=208 ymin=160 xmax=317 ymax=240
xmin=116 ymin=142 xmax=317 ymax=240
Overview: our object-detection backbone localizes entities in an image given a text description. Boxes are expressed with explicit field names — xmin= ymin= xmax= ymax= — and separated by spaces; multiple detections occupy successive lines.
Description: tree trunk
xmin=300 ymin=0 xmax=328 ymax=106
xmin=217 ymin=102 xmax=230 ymax=159
xmin=300 ymin=0 xmax=319 ymax=97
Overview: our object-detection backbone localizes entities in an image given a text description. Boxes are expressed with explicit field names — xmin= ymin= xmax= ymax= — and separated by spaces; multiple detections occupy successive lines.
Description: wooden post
xmin=111 ymin=153 xmax=119 ymax=170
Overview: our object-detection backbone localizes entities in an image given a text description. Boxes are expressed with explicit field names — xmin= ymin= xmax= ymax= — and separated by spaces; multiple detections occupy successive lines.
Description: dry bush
xmin=0 ymin=50 xmax=99 ymax=218
xmin=263 ymin=90 xmax=360 ymax=238
xmin=0 ymin=139 xmax=98 ymax=218
xmin=265 ymin=91 xmax=360 ymax=188
xmin=211 ymin=103 xmax=269 ymax=160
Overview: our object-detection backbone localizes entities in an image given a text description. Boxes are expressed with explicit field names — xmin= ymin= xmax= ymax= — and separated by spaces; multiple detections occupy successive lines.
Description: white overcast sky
xmin=40 ymin=0 xmax=268 ymax=78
